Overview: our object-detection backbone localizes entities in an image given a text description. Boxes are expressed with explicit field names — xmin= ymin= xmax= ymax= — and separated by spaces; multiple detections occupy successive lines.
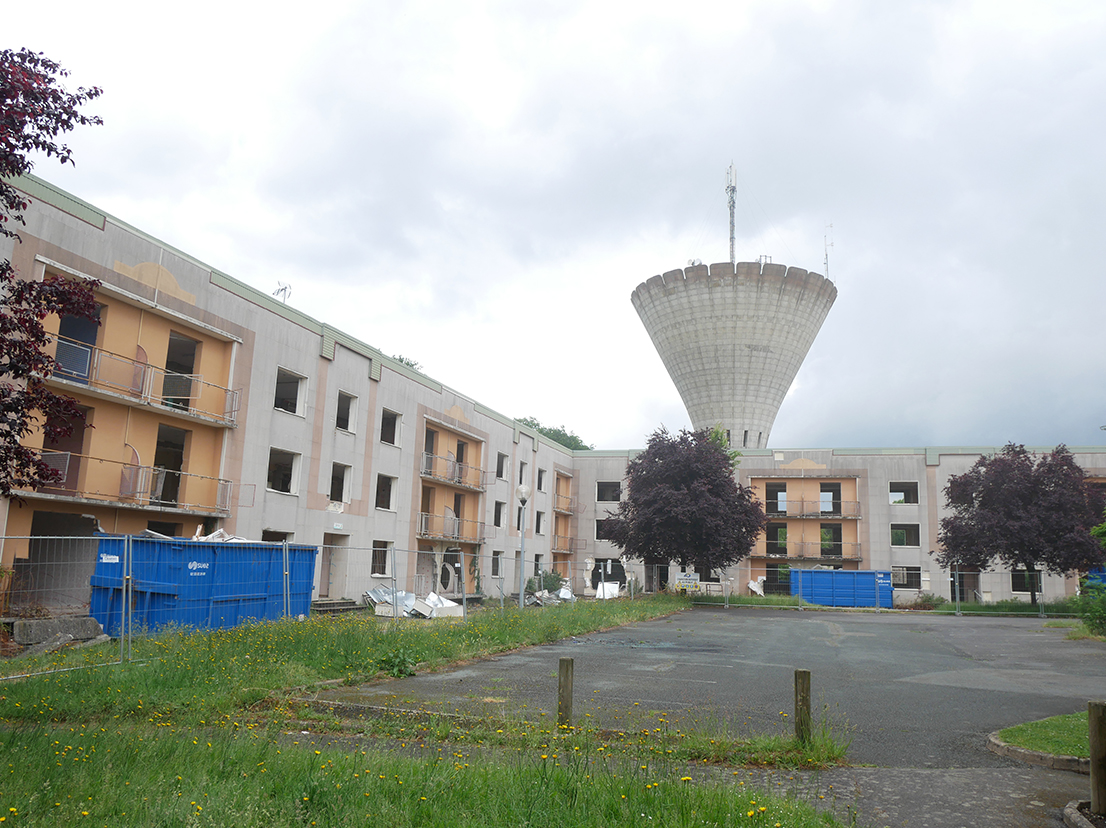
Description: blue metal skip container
xmin=790 ymin=569 xmax=893 ymax=609
xmin=90 ymin=536 xmax=316 ymax=635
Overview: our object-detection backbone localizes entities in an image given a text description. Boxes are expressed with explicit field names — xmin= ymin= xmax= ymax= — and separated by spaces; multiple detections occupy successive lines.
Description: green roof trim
xmin=9 ymin=174 xmax=105 ymax=229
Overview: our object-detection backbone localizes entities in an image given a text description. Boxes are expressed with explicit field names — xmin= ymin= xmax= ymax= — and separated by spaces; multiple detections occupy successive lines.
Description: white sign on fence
xmin=673 ymin=572 xmax=701 ymax=591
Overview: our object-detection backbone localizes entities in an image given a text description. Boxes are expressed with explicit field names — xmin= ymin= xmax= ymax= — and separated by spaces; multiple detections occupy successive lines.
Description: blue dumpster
xmin=90 ymin=535 xmax=316 ymax=635
xmin=790 ymin=569 xmax=893 ymax=608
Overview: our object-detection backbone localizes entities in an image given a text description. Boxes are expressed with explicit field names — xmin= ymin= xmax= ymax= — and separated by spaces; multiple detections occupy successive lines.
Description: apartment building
xmin=2 ymin=174 xmax=1103 ymax=608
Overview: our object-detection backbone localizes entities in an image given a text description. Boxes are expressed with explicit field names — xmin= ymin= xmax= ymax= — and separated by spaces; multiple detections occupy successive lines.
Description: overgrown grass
xmin=0 ymin=596 xmax=690 ymax=726
xmin=930 ymin=597 xmax=1081 ymax=616
xmin=0 ymin=595 xmax=851 ymax=826
xmin=690 ymin=593 xmax=808 ymax=608
xmin=998 ymin=711 xmax=1089 ymax=758
xmin=1043 ymin=619 xmax=1106 ymax=641
xmin=0 ymin=724 xmax=844 ymax=827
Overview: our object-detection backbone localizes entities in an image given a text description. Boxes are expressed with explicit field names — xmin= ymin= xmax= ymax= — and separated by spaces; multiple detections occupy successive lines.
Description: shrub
xmin=905 ymin=593 xmax=948 ymax=610
xmin=526 ymin=570 xmax=565 ymax=594
xmin=1077 ymin=579 xmax=1106 ymax=635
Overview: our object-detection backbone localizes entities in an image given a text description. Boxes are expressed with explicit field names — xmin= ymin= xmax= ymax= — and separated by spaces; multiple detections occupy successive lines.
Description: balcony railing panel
xmin=766 ymin=499 xmax=862 ymax=519
xmin=554 ymin=494 xmax=577 ymax=514
xmin=419 ymin=453 xmax=487 ymax=491
xmin=552 ymin=535 xmax=587 ymax=553
xmin=416 ymin=512 xmax=485 ymax=544
xmin=50 ymin=337 xmax=240 ymax=425
xmin=32 ymin=450 xmax=231 ymax=514
xmin=753 ymin=540 xmax=862 ymax=560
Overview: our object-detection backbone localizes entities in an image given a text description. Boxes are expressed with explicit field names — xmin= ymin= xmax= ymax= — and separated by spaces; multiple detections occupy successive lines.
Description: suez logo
xmin=188 ymin=561 xmax=210 ymax=576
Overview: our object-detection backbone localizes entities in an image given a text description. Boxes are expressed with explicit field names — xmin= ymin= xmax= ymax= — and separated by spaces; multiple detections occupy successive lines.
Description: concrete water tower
xmin=631 ymin=259 xmax=836 ymax=449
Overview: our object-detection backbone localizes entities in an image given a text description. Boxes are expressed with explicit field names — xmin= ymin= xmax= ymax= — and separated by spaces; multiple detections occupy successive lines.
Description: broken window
xmin=890 ymin=523 xmax=920 ymax=547
xmin=519 ymin=460 xmax=527 ymax=486
xmin=535 ymin=511 xmax=545 ymax=534
xmin=819 ymin=483 xmax=841 ymax=515
xmin=596 ymin=481 xmax=621 ymax=502
xmin=493 ymin=500 xmax=505 ymax=528
xmin=537 ymin=468 xmax=546 ymax=491
xmin=892 ymin=566 xmax=922 ymax=589
xmin=820 ymin=523 xmax=842 ymax=556
xmin=765 ymin=482 xmax=787 ymax=515
xmin=267 ymin=449 xmax=299 ymax=493
xmin=491 ymin=551 xmax=503 ymax=577
xmin=336 ymin=392 xmax=356 ymax=431
xmin=766 ymin=522 xmax=787 ymax=556
xmin=371 ymin=540 xmax=390 ymax=576
xmin=273 ymin=368 xmax=304 ymax=414
xmin=889 ymin=482 xmax=919 ymax=504
xmin=330 ymin=463 xmax=350 ymax=502
xmin=380 ymin=410 xmax=399 ymax=445
xmin=376 ymin=474 xmax=395 ymax=510
xmin=496 ymin=452 xmax=508 ymax=480
xmin=595 ymin=518 xmax=616 ymax=540
xmin=1011 ymin=568 xmax=1041 ymax=594
xmin=261 ymin=530 xmax=292 ymax=543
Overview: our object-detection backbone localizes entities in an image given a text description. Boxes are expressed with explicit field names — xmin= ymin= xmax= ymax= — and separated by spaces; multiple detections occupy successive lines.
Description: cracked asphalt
xmin=317 ymin=607 xmax=1106 ymax=828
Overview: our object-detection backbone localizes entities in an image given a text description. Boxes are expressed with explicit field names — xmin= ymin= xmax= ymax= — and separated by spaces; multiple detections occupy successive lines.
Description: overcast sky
xmin=8 ymin=0 xmax=1106 ymax=451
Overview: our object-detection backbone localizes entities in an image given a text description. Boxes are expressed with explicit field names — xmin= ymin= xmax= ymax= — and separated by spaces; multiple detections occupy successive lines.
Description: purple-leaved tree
xmin=935 ymin=443 xmax=1105 ymax=604
xmin=1 ymin=48 xmax=102 ymax=499
xmin=605 ymin=427 xmax=767 ymax=575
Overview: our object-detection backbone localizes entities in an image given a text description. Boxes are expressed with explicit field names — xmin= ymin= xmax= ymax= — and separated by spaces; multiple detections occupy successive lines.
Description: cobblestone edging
xmin=987 ymin=731 xmax=1090 ymax=774
xmin=1063 ymin=800 xmax=1099 ymax=828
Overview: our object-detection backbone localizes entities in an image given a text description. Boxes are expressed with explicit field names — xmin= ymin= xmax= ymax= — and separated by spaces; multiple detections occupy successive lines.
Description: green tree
xmin=517 ymin=416 xmax=594 ymax=451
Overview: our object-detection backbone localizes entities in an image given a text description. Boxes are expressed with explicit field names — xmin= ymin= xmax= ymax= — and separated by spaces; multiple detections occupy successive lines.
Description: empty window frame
xmin=267 ymin=448 xmax=299 ymax=493
xmin=819 ymin=482 xmax=841 ymax=515
xmin=371 ymin=541 xmax=390 ymax=577
xmin=596 ymin=481 xmax=621 ymax=502
xmin=533 ymin=554 xmax=543 ymax=577
xmin=889 ymin=482 xmax=919 ymax=504
xmin=375 ymin=474 xmax=395 ymax=510
xmin=491 ymin=550 xmax=503 ymax=578
xmin=892 ymin=566 xmax=922 ymax=590
xmin=595 ymin=518 xmax=616 ymax=541
xmin=273 ymin=368 xmax=304 ymax=414
xmin=766 ymin=522 xmax=787 ymax=556
xmin=765 ymin=482 xmax=787 ymax=515
xmin=496 ymin=452 xmax=509 ymax=480
xmin=493 ymin=500 xmax=505 ymax=528
xmin=820 ymin=523 xmax=842 ymax=556
xmin=516 ymin=505 xmax=524 ymax=532
xmin=536 ymin=468 xmax=546 ymax=491
xmin=518 ymin=460 xmax=528 ymax=486
xmin=336 ymin=392 xmax=356 ymax=431
xmin=380 ymin=410 xmax=399 ymax=445
xmin=330 ymin=463 xmax=351 ymax=502
xmin=535 ymin=511 xmax=545 ymax=534
xmin=261 ymin=530 xmax=292 ymax=543
xmin=1011 ymin=568 xmax=1041 ymax=594
xmin=890 ymin=523 xmax=920 ymax=547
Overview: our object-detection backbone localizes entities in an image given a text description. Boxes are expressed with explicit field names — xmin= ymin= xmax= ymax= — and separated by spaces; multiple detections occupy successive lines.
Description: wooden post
xmin=558 ymin=657 xmax=574 ymax=727
xmin=794 ymin=669 xmax=812 ymax=743
xmin=1091 ymin=700 xmax=1106 ymax=816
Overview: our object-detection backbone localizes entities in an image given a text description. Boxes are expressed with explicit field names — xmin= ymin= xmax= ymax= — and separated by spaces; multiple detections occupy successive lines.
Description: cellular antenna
xmin=823 ymin=223 xmax=834 ymax=281
xmin=726 ymin=164 xmax=737 ymax=264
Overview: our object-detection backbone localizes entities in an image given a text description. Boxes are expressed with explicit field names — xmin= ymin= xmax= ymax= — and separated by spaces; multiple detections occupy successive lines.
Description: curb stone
xmin=1064 ymin=800 xmax=1099 ymax=828
xmin=987 ymin=732 xmax=1090 ymax=775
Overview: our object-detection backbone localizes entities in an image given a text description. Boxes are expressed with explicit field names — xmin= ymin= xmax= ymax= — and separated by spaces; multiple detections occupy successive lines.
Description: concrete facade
xmin=631 ymin=260 xmax=836 ymax=450
xmin=2 ymin=174 xmax=1103 ymax=610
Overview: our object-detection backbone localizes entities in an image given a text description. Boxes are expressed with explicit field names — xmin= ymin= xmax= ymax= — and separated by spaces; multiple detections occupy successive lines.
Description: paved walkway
xmin=315 ymin=607 xmax=1104 ymax=827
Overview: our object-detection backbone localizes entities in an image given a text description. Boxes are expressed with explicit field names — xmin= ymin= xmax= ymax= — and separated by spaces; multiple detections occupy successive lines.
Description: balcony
xmin=753 ymin=540 xmax=862 ymax=560
xmin=31 ymin=450 xmax=231 ymax=514
xmin=416 ymin=512 xmax=486 ymax=544
xmin=553 ymin=494 xmax=577 ymax=514
xmin=552 ymin=535 xmax=587 ymax=553
xmin=50 ymin=336 xmax=240 ymax=426
xmin=764 ymin=499 xmax=862 ymax=519
xmin=419 ymin=453 xmax=486 ymax=491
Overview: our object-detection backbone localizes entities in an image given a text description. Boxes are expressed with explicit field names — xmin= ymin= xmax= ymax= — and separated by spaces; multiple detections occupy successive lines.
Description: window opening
xmin=267 ymin=448 xmax=298 ymax=493
xmin=380 ymin=410 xmax=398 ymax=444
xmin=889 ymin=482 xmax=919 ymax=504
xmin=330 ymin=463 xmax=350 ymax=502
xmin=336 ymin=392 xmax=355 ymax=431
xmin=890 ymin=523 xmax=920 ymax=546
xmin=376 ymin=475 xmax=394 ymax=510
xmin=596 ymin=481 xmax=621 ymax=501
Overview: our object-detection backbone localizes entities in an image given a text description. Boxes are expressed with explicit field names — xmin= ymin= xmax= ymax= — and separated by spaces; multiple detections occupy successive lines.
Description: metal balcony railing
xmin=553 ymin=494 xmax=577 ymax=514
xmin=764 ymin=499 xmax=862 ymax=519
xmin=552 ymin=535 xmax=587 ymax=553
xmin=753 ymin=540 xmax=862 ymax=560
xmin=51 ymin=336 xmax=240 ymax=425
xmin=419 ymin=453 xmax=487 ymax=491
xmin=34 ymin=450 xmax=232 ymax=513
xmin=416 ymin=512 xmax=486 ymax=544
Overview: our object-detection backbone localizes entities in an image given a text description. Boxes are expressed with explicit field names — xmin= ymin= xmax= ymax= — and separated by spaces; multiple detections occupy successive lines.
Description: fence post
xmin=282 ymin=540 xmax=290 ymax=619
xmin=120 ymin=534 xmax=131 ymax=663
xmin=794 ymin=668 xmax=812 ymax=743
xmin=558 ymin=657 xmax=574 ymax=726
xmin=460 ymin=547 xmax=468 ymax=622
xmin=1091 ymin=700 xmax=1106 ymax=816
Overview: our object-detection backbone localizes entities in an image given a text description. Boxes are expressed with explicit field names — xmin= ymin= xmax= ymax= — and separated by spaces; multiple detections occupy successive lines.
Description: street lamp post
xmin=517 ymin=484 xmax=531 ymax=610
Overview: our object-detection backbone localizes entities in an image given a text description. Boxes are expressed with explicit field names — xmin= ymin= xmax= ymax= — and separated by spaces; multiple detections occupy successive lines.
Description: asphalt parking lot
xmin=318 ymin=607 xmax=1106 ymax=827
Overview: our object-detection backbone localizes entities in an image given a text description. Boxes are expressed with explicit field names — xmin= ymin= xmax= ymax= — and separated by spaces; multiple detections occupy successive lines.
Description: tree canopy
xmin=517 ymin=416 xmax=594 ymax=451
xmin=1 ymin=49 xmax=101 ymax=498
xmin=604 ymin=427 xmax=766 ymax=573
xmin=935 ymin=443 xmax=1105 ymax=603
